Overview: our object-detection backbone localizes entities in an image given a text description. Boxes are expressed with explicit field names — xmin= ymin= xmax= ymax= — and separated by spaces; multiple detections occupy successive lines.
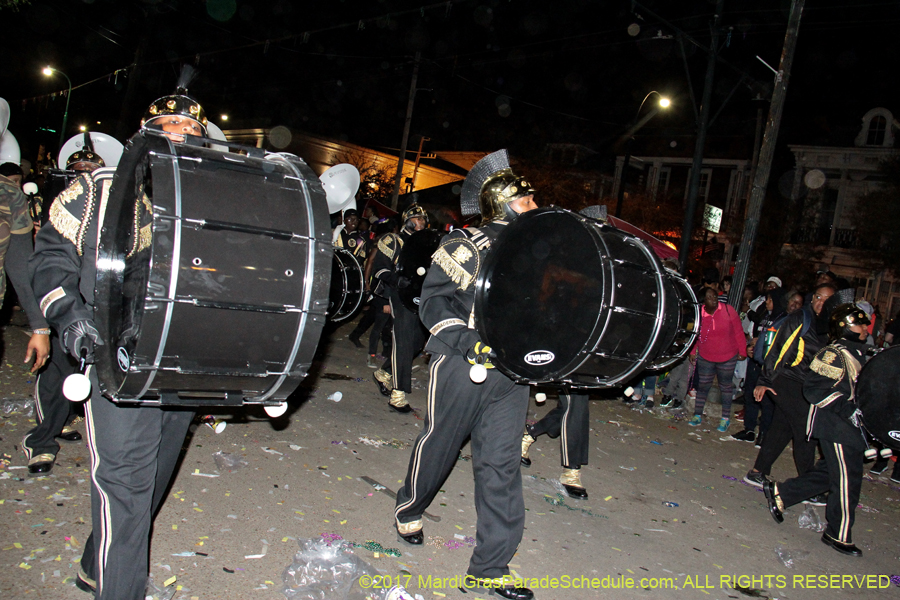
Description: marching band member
xmin=30 ymin=66 xmax=206 ymax=599
xmin=763 ymin=303 xmax=870 ymax=557
xmin=371 ymin=204 xmax=428 ymax=413
xmin=21 ymin=140 xmax=107 ymax=477
xmin=394 ymin=150 xmax=538 ymax=600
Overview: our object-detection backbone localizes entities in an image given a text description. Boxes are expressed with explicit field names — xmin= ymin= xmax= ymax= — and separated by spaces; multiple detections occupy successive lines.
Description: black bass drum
xmin=329 ymin=246 xmax=364 ymax=322
xmin=474 ymin=207 xmax=698 ymax=389
xmin=856 ymin=346 xmax=900 ymax=450
xmin=396 ymin=228 xmax=444 ymax=313
xmin=93 ymin=131 xmax=333 ymax=407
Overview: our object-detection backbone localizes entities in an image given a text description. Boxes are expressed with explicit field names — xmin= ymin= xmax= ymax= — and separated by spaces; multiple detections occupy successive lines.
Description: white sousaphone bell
xmin=0 ymin=97 xmax=21 ymax=166
xmin=319 ymin=163 xmax=361 ymax=214
xmin=58 ymin=131 xmax=125 ymax=169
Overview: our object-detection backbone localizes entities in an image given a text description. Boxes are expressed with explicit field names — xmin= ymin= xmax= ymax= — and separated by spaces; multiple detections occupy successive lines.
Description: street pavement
xmin=1 ymin=313 xmax=898 ymax=600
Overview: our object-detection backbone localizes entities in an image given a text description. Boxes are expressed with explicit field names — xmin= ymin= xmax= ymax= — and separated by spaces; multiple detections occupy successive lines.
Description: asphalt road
xmin=1 ymin=313 xmax=898 ymax=600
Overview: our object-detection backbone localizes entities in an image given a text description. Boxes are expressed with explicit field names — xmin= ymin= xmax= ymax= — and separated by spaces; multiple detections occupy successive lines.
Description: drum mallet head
xmin=416 ymin=267 xmax=426 ymax=276
xmin=469 ymin=363 xmax=487 ymax=383
xmin=624 ymin=386 xmax=635 ymax=398
xmin=264 ymin=402 xmax=288 ymax=418
xmin=535 ymin=392 xmax=547 ymax=405
xmin=865 ymin=448 xmax=878 ymax=461
xmin=881 ymin=448 xmax=893 ymax=459
xmin=63 ymin=373 xmax=92 ymax=402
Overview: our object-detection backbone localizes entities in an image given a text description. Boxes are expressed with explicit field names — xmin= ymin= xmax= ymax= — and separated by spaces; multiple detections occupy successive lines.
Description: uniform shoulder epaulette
xmin=377 ymin=232 xmax=402 ymax=260
xmin=432 ymin=230 xmax=481 ymax=291
xmin=809 ymin=347 xmax=845 ymax=382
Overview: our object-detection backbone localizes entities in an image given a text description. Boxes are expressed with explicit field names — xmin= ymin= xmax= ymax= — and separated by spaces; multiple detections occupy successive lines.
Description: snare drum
xmin=92 ymin=131 xmax=333 ymax=407
xmin=329 ymin=247 xmax=364 ymax=322
xmin=474 ymin=207 xmax=697 ymax=389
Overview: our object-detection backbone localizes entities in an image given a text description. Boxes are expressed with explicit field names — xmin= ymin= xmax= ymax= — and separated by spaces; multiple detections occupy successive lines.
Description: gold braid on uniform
xmin=126 ymin=186 xmax=153 ymax=258
xmin=432 ymin=237 xmax=480 ymax=291
xmin=48 ymin=175 xmax=97 ymax=256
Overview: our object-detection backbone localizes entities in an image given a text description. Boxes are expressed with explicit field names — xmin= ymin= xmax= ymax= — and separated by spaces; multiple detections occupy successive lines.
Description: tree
xmin=334 ymin=150 xmax=396 ymax=208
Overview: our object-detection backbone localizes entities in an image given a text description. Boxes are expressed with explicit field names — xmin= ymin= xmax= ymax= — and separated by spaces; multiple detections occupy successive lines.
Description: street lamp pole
xmin=614 ymin=91 xmax=671 ymax=219
xmin=43 ymin=67 xmax=72 ymax=150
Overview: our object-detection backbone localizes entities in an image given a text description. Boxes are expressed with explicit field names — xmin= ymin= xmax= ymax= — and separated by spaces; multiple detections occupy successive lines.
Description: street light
xmin=42 ymin=66 xmax=72 ymax=150
xmin=614 ymin=91 xmax=671 ymax=218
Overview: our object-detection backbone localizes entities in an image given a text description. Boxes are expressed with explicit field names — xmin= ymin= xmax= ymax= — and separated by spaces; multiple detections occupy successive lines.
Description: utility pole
xmin=409 ymin=135 xmax=431 ymax=193
xmin=390 ymin=52 xmax=421 ymax=211
xmin=729 ymin=0 xmax=805 ymax=312
xmin=678 ymin=0 xmax=724 ymax=275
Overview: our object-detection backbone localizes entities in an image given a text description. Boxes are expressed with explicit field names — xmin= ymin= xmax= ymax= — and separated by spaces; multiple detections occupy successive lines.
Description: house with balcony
xmin=784 ymin=107 xmax=899 ymax=313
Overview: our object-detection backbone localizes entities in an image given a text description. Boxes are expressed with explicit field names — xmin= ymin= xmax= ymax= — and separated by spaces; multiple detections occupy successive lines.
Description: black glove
xmin=466 ymin=342 xmax=496 ymax=369
xmin=397 ymin=276 xmax=411 ymax=289
xmin=63 ymin=320 xmax=104 ymax=363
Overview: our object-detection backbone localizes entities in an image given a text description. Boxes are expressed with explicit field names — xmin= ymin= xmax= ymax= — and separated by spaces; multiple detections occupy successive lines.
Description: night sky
xmin=2 ymin=0 xmax=898 ymax=169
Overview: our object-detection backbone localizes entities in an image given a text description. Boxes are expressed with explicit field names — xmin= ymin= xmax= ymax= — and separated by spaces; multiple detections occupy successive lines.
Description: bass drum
xmin=396 ymin=228 xmax=444 ymax=313
xmin=856 ymin=346 xmax=900 ymax=450
xmin=474 ymin=207 xmax=698 ymax=389
xmin=93 ymin=131 xmax=333 ymax=407
xmin=329 ymin=247 xmax=364 ymax=322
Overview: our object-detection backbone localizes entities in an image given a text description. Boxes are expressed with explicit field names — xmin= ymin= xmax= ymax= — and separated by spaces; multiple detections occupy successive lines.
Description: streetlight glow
xmin=41 ymin=66 xmax=72 ymax=149
xmin=79 ymin=125 xmax=87 ymax=132
xmin=659 ymin=97 xmax=671 ymax=109
xmin=220 ymin=114 xmax=229 ymax=121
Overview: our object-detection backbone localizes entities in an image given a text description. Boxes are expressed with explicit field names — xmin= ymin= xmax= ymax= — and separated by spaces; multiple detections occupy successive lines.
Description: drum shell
xmin=329 ymin=247 xmax=364 ymax=322
xmin=856 ymin=346 xmax=900 ymax=450
xmin=94 ymin=133 xmax=332 ymax=406
xmin=474 ymin=207 xmax=697 ymax=389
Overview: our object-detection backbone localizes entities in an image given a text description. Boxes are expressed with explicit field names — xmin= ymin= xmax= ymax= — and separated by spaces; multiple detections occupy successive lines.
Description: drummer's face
xmin=509 ymin=194 xmax=538 ymax=214
xmin=155 ymin=115 xmax=204 ymax=142
xmin=409 ymin=216 xmax=426 ymax=231
xmin=849 ymin=323 xmax=867 ymax=341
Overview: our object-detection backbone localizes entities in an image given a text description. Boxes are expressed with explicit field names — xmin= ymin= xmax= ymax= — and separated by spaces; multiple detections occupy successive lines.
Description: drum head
xmin=476 ymin=208 xmax=606 ymax=382
xmin=856 ymin=346 xmax=900 ymax=450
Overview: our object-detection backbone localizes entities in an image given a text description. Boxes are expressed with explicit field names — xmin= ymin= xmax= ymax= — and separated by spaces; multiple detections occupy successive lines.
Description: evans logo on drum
xmin=117 ymin=347 xmax=131 ymax=371
xmin=524 ymin=350 xmax=555 ymax=366
xmin=889 ymin=431 xmax=900 ymax=443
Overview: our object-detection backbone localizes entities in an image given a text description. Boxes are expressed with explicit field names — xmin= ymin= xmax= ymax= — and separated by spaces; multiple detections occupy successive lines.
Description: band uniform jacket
xmin=371 ymin=229 xmax=410 ymax=300
xmin=30 ymin=168 xmax=152 ymax=336
xmin=419 ymin=221 xmax=505 ymax=357
xmin=803 ymin=340 xmax=868 ymax=450
xmin=758 ymin=304 xmax=826 ymax=387
xmin=335 ymin=228 xmax=368 ymax=261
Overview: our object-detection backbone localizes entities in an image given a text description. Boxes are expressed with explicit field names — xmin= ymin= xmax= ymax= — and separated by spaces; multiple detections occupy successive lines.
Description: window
xmin=866 ymin=116 xmax=887 ymax=146
xmin=685 ymin=168 xmax=712 ymax=200
xmin=658 ymin=167 xmax=671 ymax=194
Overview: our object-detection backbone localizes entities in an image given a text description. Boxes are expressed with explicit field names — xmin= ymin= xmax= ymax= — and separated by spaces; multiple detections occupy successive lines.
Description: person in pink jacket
xmin=689 ymin=288 xmax=748 ymax=431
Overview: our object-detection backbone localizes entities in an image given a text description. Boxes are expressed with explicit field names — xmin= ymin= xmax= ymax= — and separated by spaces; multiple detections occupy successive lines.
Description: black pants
xmin=22 ymin=334 xmax=78 ymax=459
xmin=382 ymin=297 xmax=427 ymax=393
xmin=742 ymin=359 xmax=774 ymax=434
xmin=529 ymin=393 xmax=590 ymax=468
xmin=80 ymin=369 xmax=194 ymax=600
xmin=394 ymin=354 xmax=529 ymax=578
xmin=752 ymin=377 xmax=816 ymax=477
xmin=356 ymin=296 xmax=392 ymax=356
xmin=778 ymin=441 xmax=864 ymax=544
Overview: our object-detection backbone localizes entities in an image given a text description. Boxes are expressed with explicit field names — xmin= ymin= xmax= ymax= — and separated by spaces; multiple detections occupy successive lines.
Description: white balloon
xmin=264 ymin=402 xmax=288 ymax=418
xmin=469 ymin=363 xmax=487 ymax=383
xmin=63 ymin=373 xmax=92 ymax=401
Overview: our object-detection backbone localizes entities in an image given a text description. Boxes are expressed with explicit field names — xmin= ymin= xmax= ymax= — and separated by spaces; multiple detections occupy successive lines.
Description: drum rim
xmin=330 ymin=246 xmax=364 ymax=323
